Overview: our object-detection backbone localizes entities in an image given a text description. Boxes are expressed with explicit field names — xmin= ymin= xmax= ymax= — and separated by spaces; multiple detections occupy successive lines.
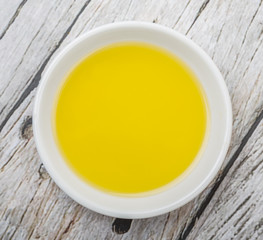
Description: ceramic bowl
xmin=33 ymin=22 xmax=232 ymax=219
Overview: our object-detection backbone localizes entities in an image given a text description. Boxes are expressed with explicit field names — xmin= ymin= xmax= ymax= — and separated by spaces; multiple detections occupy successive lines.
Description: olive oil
xmin=54 ymin=42 xmax=208 ymax=194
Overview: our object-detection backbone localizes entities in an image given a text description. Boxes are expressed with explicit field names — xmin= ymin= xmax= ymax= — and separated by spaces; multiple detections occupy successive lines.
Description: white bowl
xmin=33 ymin=22 xmax=232 ymax=219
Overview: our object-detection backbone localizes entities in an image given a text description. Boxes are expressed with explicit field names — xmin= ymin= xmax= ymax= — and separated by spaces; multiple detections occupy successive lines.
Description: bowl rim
xmin=33 ymin=21 xmax=232 ymax=219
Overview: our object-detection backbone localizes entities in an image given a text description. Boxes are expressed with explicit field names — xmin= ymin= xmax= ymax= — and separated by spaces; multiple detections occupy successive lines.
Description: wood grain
xmin=1 ymin=0 xmax=263 ymax=239
xmin=0 ymin=0 xmax=27 ymax=39
xmin=188 ymin=119 xmax=263 ymax=239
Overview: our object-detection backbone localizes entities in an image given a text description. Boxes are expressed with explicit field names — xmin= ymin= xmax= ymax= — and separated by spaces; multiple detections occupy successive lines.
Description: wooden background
xmin=1 ymin=0 xmax=263 ymax=239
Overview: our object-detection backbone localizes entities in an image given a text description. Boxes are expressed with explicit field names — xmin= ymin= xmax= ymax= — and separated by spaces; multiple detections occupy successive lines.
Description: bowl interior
xmin=33 ymin=22 xmax=232 ymax=218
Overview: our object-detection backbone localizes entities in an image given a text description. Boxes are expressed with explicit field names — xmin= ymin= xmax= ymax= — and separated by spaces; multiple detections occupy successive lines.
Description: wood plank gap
xmin=186 ymin=0 xmax=210 ymax=35
xmin=0 ymin=0 xmax=92 ymax=133
xmin=177 ymin=109 xmax=263 ymax=240
xmin=172 ymin=0 xmax=192 ymax=29
xmin=0 ymin=0 xmax=28 ymax=40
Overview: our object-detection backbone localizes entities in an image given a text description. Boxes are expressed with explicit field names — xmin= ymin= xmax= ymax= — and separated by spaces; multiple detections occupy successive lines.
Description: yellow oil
xmin=54 ymin=42 xmax=208 ymax=195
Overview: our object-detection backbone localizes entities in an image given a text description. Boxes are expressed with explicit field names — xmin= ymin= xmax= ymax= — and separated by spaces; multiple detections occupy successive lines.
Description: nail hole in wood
xmin=20 ymin=116 xmax=32 ymax=140
xmin=38 ymin=163 xmax=49 ymax=180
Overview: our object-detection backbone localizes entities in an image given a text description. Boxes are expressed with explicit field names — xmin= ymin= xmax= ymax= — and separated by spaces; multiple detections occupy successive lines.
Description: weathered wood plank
xmin=0 ymin=93 xmax=120 ymax=240
xmin=0 ymin=0 xmax=27 ymax=39
xmin=187 ymin=119 xmax=263 ymax=239
xmin=1 ymin=0 xmax=263 ymax=239
xmin=0 ymin=0 xmax=88 ymax=130
xmin=148 ymin=0 xmax=263 ymax=238
xmin=119 ymin=0 xmax=263 ymax=238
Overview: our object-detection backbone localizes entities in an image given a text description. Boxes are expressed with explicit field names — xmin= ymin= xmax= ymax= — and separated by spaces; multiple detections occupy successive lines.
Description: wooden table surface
xmin=1 ymin=0 xmax=263 ymax=239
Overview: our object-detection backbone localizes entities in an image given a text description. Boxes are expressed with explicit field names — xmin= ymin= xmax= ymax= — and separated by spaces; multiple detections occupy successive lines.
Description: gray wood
xmin=1 ymin=0 xmax=263 ymax=239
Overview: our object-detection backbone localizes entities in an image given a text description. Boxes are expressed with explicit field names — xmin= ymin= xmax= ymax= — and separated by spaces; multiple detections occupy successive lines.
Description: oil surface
xmin=54 ymin=42 xmax=208 ymax=194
